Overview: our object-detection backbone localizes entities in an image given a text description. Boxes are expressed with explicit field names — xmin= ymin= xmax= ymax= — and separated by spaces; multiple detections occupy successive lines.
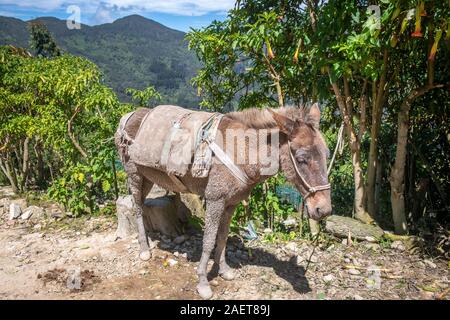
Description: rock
xmin=347 ymin=268 xmax=361 ymax=275
xmin=49 ymin=211 xmax=64 ymax=219
xmin=353 ymin=294 xmax=364 ymax=300
xmin=390 ymin=240 xmax=405 ymax=251
xmin=166 ymin=258 xmax=178 ymax=267
xmin=161 ymin=235 xmax=171 ymax=243
xmin=285 ymin=242 xmax=298 ymax=252
xmin=423 ymin=259 xmax=437 ymax=269
xmin=364 ymin=243 xmax=381 ymax=251
xmin=0 ymin=197 xmax=10 ymax=207
xmin=10 ymin=199 xmax=27 ymax=211
xmin=364 ymin=236 xmax=376 ymax=243
xmin=173 ymin=235 xmax=186 ymax=245
xmin=263 ymin=228 xmax=273 ymax=234
xmin=210 ymin=279 xmax=219 ymax=287
xmin=323 ymin=274 xmax=334 ymax=283
xmin=173 ymin=251 xmax=179 ymax=257
xmin=325 ymin=215 xmax=384 ymax=241
xmin=283 ymin=217 xmax=298 ymax=228
xmin=21 ymin=206 xmax=44 ymax=220
xmin=9 ymin=203 xmax=21 ymax=220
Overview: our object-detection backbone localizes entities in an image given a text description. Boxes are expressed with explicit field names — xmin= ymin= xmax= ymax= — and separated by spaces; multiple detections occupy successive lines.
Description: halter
xmin=288 ymin=141 xmax=331 ymax=199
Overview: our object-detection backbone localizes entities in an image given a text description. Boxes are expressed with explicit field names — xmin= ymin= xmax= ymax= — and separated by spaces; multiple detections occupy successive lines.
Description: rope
xmin=327 ymin=122 xmax=345 ymax=175
xmin=304 ymin=227 xmax=321 ymax=274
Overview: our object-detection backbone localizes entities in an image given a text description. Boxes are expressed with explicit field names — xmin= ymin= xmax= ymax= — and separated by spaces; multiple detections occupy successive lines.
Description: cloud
xmin=0 ymin=0 xmax=235 ymax=16
xmin=92 ymin=3 xmax=115 ymax=24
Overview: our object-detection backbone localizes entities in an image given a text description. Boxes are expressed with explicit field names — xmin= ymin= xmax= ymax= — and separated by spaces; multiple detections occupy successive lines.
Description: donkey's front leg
xmin=128 ymin=172 xmax=151 ymax=261
xmin=197 ymin=199 xmax=224 ymax=299
xmin=214 ymin=205 xmax=236 ymax=281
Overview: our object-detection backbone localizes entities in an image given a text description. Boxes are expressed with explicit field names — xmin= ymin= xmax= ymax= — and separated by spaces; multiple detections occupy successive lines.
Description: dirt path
xmin=0 ymin=197 xmax=448 ymax=300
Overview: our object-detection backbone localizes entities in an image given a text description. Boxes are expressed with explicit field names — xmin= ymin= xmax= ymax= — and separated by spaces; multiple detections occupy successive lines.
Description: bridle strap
xmin=287 ymin=141 xmax=331 ymax=199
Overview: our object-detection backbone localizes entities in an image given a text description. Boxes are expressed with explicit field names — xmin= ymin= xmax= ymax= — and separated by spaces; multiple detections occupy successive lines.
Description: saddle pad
xmin=128 ymin=105 xmax=216 ymax=177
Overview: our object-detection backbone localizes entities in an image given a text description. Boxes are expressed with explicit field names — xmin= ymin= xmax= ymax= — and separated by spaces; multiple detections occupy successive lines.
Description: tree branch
xmin=67 ymin=105 xmax=88 ymax=158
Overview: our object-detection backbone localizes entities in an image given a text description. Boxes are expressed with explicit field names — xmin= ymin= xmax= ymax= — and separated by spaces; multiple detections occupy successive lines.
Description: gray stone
xmin=390 ymin=240 xmax=405 ymax=251
xmin=323 ymin=274 xmax=335 ymax=283
xmin=325 ymin=215 xmax=384 ymax=240
xmin=423 ymin=259 xmax=437 ymax=269
xmin=364 ymin=242 xmax=381 ymax=251
xmin=347 ymin=268 xmax=361 ymax=275
xmin=173 ymin=235 xmax=186 ymax=245
xmin=10 ymin=199 xmax=27 ymax=211
xmin=283 ymin=217 xmax=298 ymax=228
xmin=285 ymin=242 xmax=298 ymax=252
xmin=9 ymin=203 xmax=21 ymax=220
xmin=21 ymin=206 xmax=44 ymax=220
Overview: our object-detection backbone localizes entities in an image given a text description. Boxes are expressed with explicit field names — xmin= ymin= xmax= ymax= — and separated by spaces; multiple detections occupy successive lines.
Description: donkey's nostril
xmin=316 ymin=206 xmax=332 ymax=218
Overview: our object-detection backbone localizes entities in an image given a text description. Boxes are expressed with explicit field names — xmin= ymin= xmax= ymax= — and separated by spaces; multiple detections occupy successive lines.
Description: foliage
xmin=188 ymin=0 xmax=450 ymax=236
xmin=28 ymin=21 xmax=61 ymax=58
xmin=126 ymin=86 xmax=161 ymax=107
xmin=0 ymin=44 xmax=134 ymax=216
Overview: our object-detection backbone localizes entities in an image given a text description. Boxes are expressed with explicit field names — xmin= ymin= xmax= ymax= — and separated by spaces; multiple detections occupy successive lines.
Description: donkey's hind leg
xmin=128 ymin=171 xmax=152 ymax=261
xmin=214 ymin=205 xmax=236 ymax=281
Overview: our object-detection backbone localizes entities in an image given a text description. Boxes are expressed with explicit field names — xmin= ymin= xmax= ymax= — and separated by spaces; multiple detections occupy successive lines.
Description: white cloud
xmin=92 ymin=4 xmax=115 ymax=24
xmin=0 ymin=0 xmax=235 ymax=16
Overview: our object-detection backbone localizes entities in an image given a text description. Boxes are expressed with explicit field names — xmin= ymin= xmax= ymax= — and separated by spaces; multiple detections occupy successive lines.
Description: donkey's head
xmin=269 ymin=104 xmax=332 ymax=221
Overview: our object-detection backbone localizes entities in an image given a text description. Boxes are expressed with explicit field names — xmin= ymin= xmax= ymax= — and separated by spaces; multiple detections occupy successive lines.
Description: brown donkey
xmin=115 ymin=103 xmax=332 ymax=299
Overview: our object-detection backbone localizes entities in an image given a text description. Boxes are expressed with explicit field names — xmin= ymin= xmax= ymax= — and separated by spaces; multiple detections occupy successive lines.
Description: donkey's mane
xmin=225 ymin=105 xmax=313 ymax=129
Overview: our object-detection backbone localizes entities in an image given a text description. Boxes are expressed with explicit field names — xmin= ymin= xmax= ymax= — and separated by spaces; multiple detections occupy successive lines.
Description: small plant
xmin=379 ymin=235 xmax=393 ymax=249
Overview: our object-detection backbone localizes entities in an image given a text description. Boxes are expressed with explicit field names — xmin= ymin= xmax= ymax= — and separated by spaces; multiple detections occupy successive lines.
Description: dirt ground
xmin=0 ymin=191 xmax=448 ymax=300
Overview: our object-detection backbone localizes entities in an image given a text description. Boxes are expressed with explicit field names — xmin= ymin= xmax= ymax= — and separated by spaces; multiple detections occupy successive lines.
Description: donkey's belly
xmin=137 ymin=165 xmax=207 ymax=195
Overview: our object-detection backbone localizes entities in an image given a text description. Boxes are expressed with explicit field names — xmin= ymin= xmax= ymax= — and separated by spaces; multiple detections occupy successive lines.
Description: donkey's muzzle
xmin=306 ymin=203 xmax=332 ymax=221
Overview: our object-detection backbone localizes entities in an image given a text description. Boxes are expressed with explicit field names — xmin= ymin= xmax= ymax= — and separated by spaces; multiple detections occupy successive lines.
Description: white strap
xmin=208 ymin=141 xmax=252 ymax=185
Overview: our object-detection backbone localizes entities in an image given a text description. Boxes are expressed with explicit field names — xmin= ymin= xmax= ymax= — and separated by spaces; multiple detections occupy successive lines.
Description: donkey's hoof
xmin=219 ymin=270 xmax=235 ymax=281
xmin=197 ymin=284 xmax=213 ymax=300
xmin=139 ymin=250 xmax=151 ymax=261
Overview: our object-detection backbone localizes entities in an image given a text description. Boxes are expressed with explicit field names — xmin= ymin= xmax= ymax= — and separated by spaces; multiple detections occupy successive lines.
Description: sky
xmin=0 ymin=0 xmax=235 ymax=32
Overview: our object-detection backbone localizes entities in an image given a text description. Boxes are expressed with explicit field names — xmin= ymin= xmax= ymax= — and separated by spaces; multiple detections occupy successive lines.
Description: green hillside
xmin=0 ymin=14 xmax=201 ymax=107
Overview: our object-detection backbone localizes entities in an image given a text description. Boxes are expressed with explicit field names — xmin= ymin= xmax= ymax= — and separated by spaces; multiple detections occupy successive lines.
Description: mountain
xmin=0 ymin=15 xmax=201 ymax=107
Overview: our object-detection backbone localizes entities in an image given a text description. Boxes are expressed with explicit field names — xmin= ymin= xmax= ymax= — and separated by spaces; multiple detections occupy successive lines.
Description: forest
xmin=0 ymin=0 xmax=449 ymax=300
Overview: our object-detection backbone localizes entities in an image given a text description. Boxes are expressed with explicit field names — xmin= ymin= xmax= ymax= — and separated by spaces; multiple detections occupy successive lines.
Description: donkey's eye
xmin=295 ymin=150 xmax=308 ymax=164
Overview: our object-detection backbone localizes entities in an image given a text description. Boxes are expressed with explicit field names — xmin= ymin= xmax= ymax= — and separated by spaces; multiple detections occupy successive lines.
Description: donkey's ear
xmin=268 ymin=109 xmax=296 ymax=136
xmin=307 ymin=103 xmax=321 ymax=128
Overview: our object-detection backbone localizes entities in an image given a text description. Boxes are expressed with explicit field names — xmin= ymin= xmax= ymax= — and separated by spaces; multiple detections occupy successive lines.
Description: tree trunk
xmin=20 ymin=137 xmax=30 ymax=191
xmin=374 ymin=156 xmax=382 ymax=216
xmin=67 ymin=106 xmax=88 ymax=158
xmin=116 ymin=187 xmax=205 ymax=239
xmin=34 ymin=140 xmax=46 ymax=188
xmin=350 ymin=142 xmax=372 ymax=223
xmin=367 ymin=50 xmax=389 ymax=218
xmin=389 ymin=84 xmax=442 ymax=234
xmin=0 ymin=158 xmax=19 ymax=194
xmin=328 ymin=71 xmax=373 ymax=224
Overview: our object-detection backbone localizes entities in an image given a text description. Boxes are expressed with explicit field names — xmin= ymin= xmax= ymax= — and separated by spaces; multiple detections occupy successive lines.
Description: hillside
xmin=0 ymin=15 xmax=201 ymax=107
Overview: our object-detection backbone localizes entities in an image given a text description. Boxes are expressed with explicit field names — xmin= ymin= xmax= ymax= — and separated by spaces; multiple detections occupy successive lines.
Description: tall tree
xmin=28 ymin=21 xmax=61 ymax=58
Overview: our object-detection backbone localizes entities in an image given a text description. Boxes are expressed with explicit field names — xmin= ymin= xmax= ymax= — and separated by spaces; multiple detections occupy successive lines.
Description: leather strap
xmin=288 ymin=141 xmax=331 ymax=199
